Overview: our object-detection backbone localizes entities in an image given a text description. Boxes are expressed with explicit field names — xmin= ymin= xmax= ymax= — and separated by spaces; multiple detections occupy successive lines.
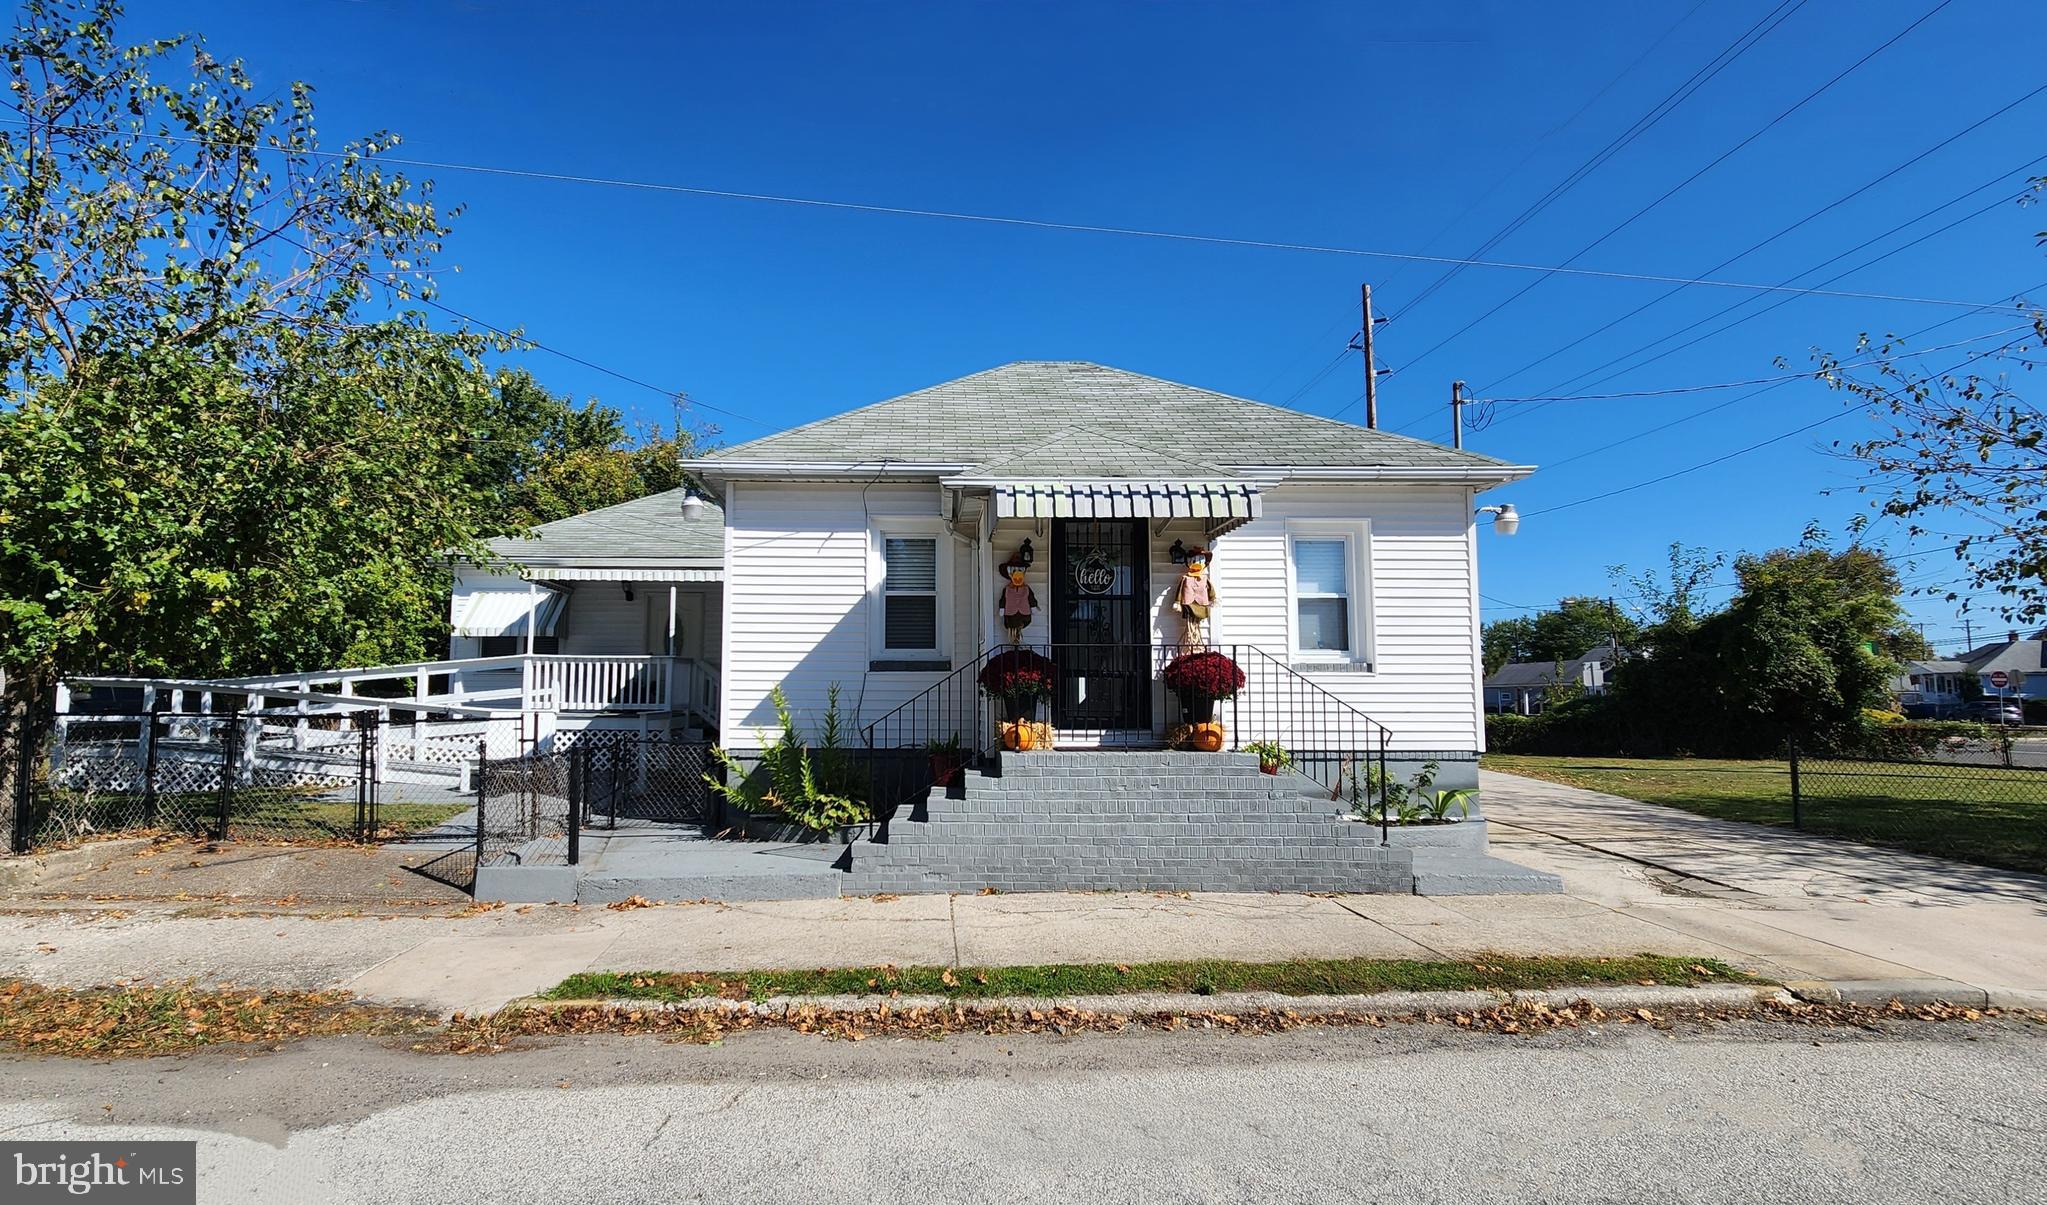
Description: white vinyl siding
xmin=1211 ymin=485 xmax=1477 ymax=751
xmin=721 ymin=482 xmax=964 ymax=742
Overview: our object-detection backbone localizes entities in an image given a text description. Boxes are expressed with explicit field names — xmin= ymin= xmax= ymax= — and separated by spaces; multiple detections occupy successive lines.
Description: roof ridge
xmin=963 ymin=423 xmax=1239 ymax=478
xmin=705 ymin=362 xmax=1029 ymax=460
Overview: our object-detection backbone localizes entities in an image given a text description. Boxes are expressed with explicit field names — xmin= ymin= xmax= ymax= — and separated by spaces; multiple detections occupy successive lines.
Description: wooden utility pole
xmin=1361 ymin=283 xmax=1379 ymax=430
xmin=1451 ymin=380 xmax=1466 ymax=450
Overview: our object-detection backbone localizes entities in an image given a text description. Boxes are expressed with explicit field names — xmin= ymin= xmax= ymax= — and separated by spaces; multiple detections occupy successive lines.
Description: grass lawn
xmin=545 ymin=954 xmax=1759 ymax=1004
xmin=1485 ymin=754 xmax=2047 ymax=875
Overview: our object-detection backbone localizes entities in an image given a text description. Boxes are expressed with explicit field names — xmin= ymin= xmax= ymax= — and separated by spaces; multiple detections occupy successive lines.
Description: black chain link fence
xmin=9 ymin=709 xmax=515 ymax=851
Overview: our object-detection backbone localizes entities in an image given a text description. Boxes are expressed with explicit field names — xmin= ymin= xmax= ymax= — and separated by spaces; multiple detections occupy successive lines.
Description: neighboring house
xmin=685 ymin=360 xmax=1530 ymax=766
xmin=1891 ymin=658 xmax=1970 ymax=713
xmin=445 ymin=489 xmax=725 ymax=732
xmin=1483 ymin=642 xmax=1616 ymax=715
xmin=1956 ymin=634 xmax=2047 ymax=704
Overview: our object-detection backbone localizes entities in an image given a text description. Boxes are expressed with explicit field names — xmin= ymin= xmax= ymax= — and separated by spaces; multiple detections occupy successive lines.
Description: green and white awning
xmin=993 ymin=481 xmax=1261 ymax=530
xmin=452 ymin=588 xmax=566 ymax=638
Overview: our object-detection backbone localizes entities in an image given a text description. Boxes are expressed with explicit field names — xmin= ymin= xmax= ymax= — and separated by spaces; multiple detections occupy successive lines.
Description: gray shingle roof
xmin=483 ymin=489 xmax=724 ymax=566
xmin=1484 ymin=644 xmax=1616 ymax=689
xmin=1964 ymin=640 xmax=2047 ymax=676
xmin=700 ymin=361 xmax=1520 ymax=473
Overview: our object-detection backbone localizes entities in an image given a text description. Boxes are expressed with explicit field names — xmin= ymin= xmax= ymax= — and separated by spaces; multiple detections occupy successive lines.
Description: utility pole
xmin=1962 ymin=616 xmax=1974 ymax=651
xmin=1451 ymin=380 xmax=1466 ymax=450
xmin=1360 ymin=284 xmax=1380 ymax=430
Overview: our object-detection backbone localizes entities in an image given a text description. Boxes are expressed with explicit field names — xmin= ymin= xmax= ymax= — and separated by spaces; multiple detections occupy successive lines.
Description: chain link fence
xmin=9 ymin=709 xmax=518 ymax=851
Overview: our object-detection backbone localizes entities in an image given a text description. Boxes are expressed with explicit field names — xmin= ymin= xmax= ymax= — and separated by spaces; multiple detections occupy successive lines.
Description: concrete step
xmin=1409 ymin=849 xmax=1563 ymax=896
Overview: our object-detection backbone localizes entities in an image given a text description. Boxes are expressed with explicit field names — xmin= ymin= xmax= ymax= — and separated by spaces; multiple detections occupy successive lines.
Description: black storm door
xmin=1049 ymin=519 xmax=1151 ymax=731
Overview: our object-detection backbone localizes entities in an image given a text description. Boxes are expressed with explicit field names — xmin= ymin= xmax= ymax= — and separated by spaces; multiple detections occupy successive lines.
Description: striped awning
xmin=452 ymin=588 xmax=566 ymax=638
xmin=993 ymin=481 xmax=1262 ymax=527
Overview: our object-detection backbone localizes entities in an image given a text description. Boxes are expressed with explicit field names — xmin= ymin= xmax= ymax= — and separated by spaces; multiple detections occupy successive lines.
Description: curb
xmin=539 ymin=982 xmax=1793 ymax=1019
xmin=0 ymin=837 xmax=158 ymax=891
xmin=1785 ymin=979 xmax=1995 ymax=1008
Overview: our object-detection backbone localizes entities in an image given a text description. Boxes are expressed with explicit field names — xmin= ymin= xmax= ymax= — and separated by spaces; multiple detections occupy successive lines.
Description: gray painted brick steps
xmin=847 ymin=750 xmax=1415 ymax=895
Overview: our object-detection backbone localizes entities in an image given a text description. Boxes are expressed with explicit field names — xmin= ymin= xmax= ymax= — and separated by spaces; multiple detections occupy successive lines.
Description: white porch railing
xmin=61 ymin=653 xmax=721 ymax=727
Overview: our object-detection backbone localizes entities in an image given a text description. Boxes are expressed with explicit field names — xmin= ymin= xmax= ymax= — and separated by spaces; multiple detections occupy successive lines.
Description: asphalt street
xmin=4 ymin=1018 xmax=2043 ymax=1204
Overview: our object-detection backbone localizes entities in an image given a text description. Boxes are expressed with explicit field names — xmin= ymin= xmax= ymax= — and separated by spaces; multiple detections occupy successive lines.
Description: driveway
xmin=1479 ymin=768 xmax=2047 ymax=1004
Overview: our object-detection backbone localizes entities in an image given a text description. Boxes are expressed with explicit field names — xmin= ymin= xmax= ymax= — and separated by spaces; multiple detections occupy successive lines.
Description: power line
xmin=1469 ymin=79 xmax=2047 ymax=396
xmin=1520 ymin=338 xmax=2031 ymax=519
xmin=1390 ymin=0 xmax=1810 ymax=326
xmin=1526 ymin=284 xmax=2045 ymax=474
xmin=1471 ymin=325 xmax=2031 ymax=405
xmin=1382 ymin=0 xmax=1961 ymax=387
xmin=1377 ymin=1 xmax=1713 ymax=302
xmin=0 ymin=114 xmax=2010 ymax=314
xmin=1504 ymin=155 xmax=2046 ymax=414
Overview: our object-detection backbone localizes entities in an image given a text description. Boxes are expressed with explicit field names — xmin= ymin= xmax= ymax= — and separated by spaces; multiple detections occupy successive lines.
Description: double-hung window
xmin=1287 ymin=522 xmax=1371 ymax=668
xmin=880 ymin=534 xmax=941 ymax=654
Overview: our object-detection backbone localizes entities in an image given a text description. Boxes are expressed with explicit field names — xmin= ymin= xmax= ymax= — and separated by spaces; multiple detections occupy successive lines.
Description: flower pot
xmin=1259 ymin=760 xmax=1280 ymax=775
xmin=928 ymin=755 xmax=964 ymax=789
xmin=1002 ymin=695 xmax=1036 ymax=725
xmin=1176 ymin=690 xmax=1218 ymax=725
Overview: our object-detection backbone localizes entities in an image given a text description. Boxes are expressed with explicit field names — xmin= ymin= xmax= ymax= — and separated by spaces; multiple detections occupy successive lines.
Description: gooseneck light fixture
xmin=1477 ymin=503 xmax=1520 ymax=536
xmin=680 ymin=489 xmax=707 ymax=522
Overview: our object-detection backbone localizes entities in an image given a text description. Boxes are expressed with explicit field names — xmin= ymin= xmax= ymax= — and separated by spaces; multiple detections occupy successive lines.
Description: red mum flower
xmin=1162 ymin=650 xmax=1246 ymax=701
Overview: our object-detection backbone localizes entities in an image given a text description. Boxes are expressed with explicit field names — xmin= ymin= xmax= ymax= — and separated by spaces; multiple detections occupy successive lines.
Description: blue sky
xmin=135 ymin=0 xmax=2046 ymax=653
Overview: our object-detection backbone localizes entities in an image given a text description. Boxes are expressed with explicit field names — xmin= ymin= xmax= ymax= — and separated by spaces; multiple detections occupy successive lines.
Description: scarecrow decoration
xmin=1171 ymin=546 xmax=1217 ymax=645
xmin=997 ymin=553 xmax=1038 ymax=644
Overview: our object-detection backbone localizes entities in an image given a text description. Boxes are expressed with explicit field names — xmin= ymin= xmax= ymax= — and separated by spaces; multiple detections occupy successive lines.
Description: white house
xmin=685 ymin=361 xmax=1530 ymax=785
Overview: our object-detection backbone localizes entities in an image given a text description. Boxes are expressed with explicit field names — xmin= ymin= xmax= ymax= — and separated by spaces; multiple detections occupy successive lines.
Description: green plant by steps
xmin=922 ymin=733 xmax=967 ymax=758
xmin=1243 ymin=740 xmax=1292 ymax=771
xmin=1345 ymin=759 xmax=1476 ymax=824
xmin=706 ymin=683 xmax=872 ymax=832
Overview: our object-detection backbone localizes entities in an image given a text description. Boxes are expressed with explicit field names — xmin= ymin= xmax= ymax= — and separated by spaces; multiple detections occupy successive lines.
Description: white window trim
xmin=1283 ymin=519 xmax=1374 ymax=669
xmin=869 ymin=517 xmax=952 ymax=660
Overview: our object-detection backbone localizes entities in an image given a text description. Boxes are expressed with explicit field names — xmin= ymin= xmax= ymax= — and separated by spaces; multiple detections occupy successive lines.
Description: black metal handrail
xmin=859 ymin=642 xmax=1395 ymax=838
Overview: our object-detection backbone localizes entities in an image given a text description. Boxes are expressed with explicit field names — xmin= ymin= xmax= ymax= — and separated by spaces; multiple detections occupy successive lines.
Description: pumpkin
xmin=1003 ymin=721 xmax=1038 ymax=751
xmin=1192 ymin=722 xmax=1226 ymax=753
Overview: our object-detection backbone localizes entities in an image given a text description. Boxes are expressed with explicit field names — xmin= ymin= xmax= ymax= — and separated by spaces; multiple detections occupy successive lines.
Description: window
xmin=881 ymin=535 xmax=940 ymax=652
xmin=1285 ymin=522 xmax=1371 ymax=667
xmin=1292 ymin=537 xmax=1352 ymax=654
xmin=479 ymin=635 xmax=559 ymax=657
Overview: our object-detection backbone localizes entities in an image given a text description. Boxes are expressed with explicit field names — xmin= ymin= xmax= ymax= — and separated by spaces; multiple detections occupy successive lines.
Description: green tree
xmin=1483 ymin=597 xmax=1637 ymax=674
xmin=479 ymin=370 xmax=701 ymax=532
xmin=1612 ymin=543 xmax=1911 ymax=755
xmin=1816 ymin=217 xmax=2047 ymax=623
xmin=1608 ymin=542 xmax=1725 ymax=630
xmin=0 ymin=2 xmax=498 ymax=740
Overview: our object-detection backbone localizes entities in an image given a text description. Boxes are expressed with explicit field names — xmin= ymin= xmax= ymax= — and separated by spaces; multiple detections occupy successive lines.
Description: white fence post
xmin=295 ymin=674 xmax=311 ymax=751
xmin=376 ymin=705 xmax=391 ymax=781
xmin=51 ymin=682 xmax=71 ymax=775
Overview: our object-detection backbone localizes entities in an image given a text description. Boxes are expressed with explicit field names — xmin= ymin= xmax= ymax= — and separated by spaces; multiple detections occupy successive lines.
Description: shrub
xmin=1843 ymin=717 xmax=2000 ymax=760
xmin=1162 ymin=650 xmax=1246 ymax=700
xmin=978 ymin=649 xmax=1057 ymax=700
xmin=707 ymin=683 xmax=872 ymax=832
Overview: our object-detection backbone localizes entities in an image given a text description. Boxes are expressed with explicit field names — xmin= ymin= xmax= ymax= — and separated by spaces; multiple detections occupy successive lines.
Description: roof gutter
xmin=1233 ymin=464 xmax=1537 ymax=487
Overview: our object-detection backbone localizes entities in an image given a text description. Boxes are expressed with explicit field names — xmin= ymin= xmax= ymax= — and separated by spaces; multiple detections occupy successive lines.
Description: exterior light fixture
xmin=681 ymin=490 xmax=706 ymax=522
xmin=1477 ymin=503 xmax=1520 ymax=536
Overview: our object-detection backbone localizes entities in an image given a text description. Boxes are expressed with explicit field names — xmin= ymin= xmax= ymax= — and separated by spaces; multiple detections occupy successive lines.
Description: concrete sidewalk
xmin=1478 ymin=768 xmax=2047 ymax=1007
xmin=2 ymin=770 xmax=2042 ymax=1016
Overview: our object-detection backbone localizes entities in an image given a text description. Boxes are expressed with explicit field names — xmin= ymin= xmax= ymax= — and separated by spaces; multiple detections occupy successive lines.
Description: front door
xmin=1049 ymin=519 xmax=1151 ymax=733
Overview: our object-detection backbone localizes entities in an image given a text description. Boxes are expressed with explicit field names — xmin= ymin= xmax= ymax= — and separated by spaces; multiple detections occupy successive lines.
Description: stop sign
xmin=1990 ymin=670 xmax=2010 ymax=689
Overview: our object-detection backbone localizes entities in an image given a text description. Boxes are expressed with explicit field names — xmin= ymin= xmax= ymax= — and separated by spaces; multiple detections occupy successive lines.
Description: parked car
xmin=1957 ymin=699 xmax=2024 ymax=724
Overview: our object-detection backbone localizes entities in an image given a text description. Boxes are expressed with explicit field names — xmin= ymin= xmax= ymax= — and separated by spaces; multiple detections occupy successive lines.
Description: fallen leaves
xmin=0 ymin=980 xmax=423 ymax=1057
xmin=605 ymin=896 xmax=659 ymax=911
